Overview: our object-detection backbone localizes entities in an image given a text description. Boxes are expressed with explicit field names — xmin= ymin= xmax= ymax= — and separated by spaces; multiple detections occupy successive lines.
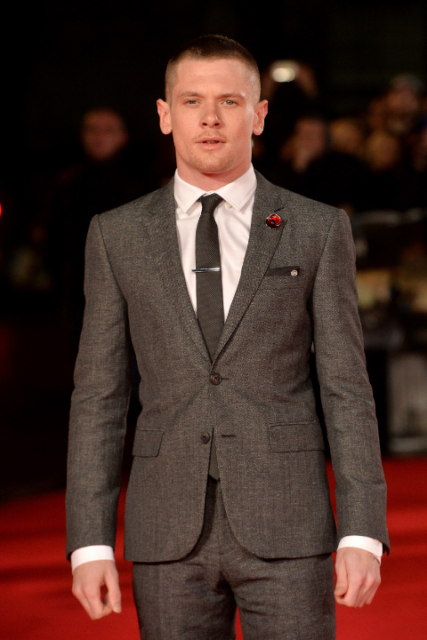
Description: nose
xmin=201 ymin=109 xmax=221 ymax=128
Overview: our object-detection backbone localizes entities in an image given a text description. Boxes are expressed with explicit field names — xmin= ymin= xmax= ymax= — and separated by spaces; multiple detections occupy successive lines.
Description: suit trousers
xmin=133 ymin=478 xmax=336 ymax=640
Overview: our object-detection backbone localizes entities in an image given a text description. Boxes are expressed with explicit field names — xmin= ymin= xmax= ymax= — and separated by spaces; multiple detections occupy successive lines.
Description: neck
xmin=176 ymin=160 xmax=251 ymax=191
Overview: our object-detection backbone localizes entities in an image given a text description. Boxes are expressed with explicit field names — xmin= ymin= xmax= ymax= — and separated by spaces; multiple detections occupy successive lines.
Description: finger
xmin=365 ymin=582 xmax=380 ymax=605
xmin=345 ymin=564 xmax=381 ymax=608
xmin=338 ymin=583 xmax=362 ymax=607
xmin=72 ymin=586 xmax=93 ymax=619
xmin=336 ymin=566 xmax=366 ymax=607
xmin=334 ymin=558 xmax=348 ymax=599
xmin=72 ymin=581 xmax=106 ymax=620
xmin=74 ymin=575 xmax=113 ymax=620
xmin=356 ymin=559 xmax=381 ymax=607
xmin=357 ymin=572 xmax=381 ymax=607
xmin=104 ymin=567 xmax=122 ymax=614
xmin=84 ymin=582 xmax=111 ymax=619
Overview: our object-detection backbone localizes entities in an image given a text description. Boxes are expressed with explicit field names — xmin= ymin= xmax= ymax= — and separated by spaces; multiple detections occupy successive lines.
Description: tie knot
xmin=199 ymin=193 xmax=223 ymax=215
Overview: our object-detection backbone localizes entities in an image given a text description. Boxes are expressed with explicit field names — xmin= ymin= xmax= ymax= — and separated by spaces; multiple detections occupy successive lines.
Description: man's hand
xmin=334 ymin=547 xmax=381 ymax=607
xmin=72 ymin=560 xmax=121 ymax=620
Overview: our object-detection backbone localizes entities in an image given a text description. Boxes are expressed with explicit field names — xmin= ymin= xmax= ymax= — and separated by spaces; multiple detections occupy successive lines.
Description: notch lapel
xmin=144 ymin=181 xmax=211 ymax=363
xmin=214 ymin=174 xmax=287 ymax=361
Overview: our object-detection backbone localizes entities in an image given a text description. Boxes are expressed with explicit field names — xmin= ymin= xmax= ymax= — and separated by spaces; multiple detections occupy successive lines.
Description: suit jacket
xmin=66 ymin=172 xmax=389 ymax=563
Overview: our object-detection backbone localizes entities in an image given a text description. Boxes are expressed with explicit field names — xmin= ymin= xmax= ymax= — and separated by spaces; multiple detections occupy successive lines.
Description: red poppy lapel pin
xmin=265 ymin=214 xmax=281 ymax=228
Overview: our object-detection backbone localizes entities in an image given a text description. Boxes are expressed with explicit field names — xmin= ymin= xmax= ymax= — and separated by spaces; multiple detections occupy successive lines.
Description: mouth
xmin=196 ymin=137 xmax=226 ymax=146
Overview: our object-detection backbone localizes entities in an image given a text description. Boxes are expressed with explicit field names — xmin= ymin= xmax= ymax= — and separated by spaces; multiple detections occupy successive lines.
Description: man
xmin=41 ymin=107 xmax=152 ymax=351
xmin=67 ymin=35 xmax=389 ymax=639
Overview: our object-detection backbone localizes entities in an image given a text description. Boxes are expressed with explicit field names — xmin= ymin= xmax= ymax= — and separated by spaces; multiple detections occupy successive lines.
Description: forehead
xmin=170 ymin=57 xmax=256 ymax=98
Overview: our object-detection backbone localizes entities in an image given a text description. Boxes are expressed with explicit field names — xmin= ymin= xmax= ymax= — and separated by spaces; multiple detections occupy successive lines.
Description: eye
xmin=224 ymin=99 xmax=236 ymax=105
xmin=185 ymin=99 xmax=198 ymax=105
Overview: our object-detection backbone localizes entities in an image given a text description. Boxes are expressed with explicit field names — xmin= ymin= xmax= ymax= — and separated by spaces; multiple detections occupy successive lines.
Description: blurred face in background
xmin=385 ymin=84 xmax=423 ymax=136
xmin=365 ymin=131 xmax=401 ymax=172
xmin=411 ymin=129 xmax=427 ymax=172
xmin=386 ymin=87 xmax=422 ymax=119
xmin=294 ymin=117 xmax=328 ymax=158
xmin=330 ymin=118 xmax=366 ymax=158
xmin=281 ymin=117 xmax=328 ymax=172
xmin=81 ymin=109 xmax=129 ymax=162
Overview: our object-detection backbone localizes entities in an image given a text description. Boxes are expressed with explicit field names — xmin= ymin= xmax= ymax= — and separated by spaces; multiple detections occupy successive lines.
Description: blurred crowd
xmin=256 ymin=65 xmax=427 ymax=346
xmin=257 ymin=66 xmax=427 ymax=216
xmin=1 ymin=64 xmax=427 ymax=351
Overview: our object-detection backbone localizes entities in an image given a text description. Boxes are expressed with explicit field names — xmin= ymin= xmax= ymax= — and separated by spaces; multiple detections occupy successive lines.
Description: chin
xmin=191 ymin=153 xmax=235 ymax=175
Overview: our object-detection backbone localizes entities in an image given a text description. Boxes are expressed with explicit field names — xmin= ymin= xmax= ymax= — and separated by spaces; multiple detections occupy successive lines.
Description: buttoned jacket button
xmin=210 ymin=373 xmax=222 ymax=385
xmin=200 ymin=432 xmax=211 ymax=444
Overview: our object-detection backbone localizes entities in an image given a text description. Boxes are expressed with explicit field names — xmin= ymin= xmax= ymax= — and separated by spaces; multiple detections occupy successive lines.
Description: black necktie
xmin=195 ymin=193 xmax=224 ymax=480
xmin=195 ymin=194 xmax=224 ymax=360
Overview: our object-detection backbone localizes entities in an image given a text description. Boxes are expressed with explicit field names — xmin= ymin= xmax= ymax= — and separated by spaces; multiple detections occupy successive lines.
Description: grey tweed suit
xmin=66 ymin=172 xmax=389 ymax=569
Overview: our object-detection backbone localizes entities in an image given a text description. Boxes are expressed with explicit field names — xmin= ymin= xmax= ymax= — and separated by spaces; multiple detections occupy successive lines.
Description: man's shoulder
xmin=96 ymin=179 xmax=174 ymax=229
xmin=255 ymin=171 xmax=343 ymax=225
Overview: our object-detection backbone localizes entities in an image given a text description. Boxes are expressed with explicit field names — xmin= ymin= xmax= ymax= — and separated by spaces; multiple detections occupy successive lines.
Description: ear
xmin=157 ymin=99 xmax=172 ymax=135
xmin=253 ymin=100 xmax=268 ymax=136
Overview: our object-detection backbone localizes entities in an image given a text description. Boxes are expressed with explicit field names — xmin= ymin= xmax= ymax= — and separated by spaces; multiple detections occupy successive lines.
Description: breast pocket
xmin=265 ymin=266 xmax=301 ymax=277
xmin=132 ymin=429 xmax=164 ymax=457
xmin=261 ymin=266 xmax=305 ymax=291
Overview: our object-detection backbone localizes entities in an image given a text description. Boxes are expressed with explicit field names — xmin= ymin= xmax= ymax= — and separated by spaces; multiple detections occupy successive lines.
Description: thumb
xmin=104 ymin=568 xmax=122 ymax=614
xmin=334 ymin=559 xmax=348 ymax=597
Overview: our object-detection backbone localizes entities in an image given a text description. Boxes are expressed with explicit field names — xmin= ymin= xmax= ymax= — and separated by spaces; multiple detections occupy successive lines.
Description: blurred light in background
xmin=270 ymin=60 xmax=299 ymax=83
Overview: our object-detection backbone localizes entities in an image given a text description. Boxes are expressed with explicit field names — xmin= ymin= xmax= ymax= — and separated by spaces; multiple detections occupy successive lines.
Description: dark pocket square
xmin=265 ymin=266 xmax=301 ymax=276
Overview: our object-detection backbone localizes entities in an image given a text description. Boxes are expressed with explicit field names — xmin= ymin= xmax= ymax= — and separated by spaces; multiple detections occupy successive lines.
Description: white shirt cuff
xmin=338 ymin=536 xmax=383 ymax=564
xmin=70 ymin=545 xmax=115 ymax=573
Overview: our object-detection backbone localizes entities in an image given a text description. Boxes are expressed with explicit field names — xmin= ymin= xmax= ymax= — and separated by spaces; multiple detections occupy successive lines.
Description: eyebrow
xmin=176 ymin=91 xmax=245 ymax=99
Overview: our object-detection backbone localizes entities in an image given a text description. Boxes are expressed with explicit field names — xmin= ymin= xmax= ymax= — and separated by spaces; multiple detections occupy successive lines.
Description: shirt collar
xmin=174 ymin=164 xmax=257 ymax=215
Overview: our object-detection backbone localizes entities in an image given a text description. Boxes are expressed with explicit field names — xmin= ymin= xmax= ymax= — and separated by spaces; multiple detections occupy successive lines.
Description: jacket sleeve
xmin=66 ymin=214 xmax=132 ymax=560
xmin=311 ymin=210 xmax=389 ymax=552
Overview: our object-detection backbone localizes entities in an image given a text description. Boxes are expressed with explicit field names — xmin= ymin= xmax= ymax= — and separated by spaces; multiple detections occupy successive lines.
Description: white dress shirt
xmin=71 ymin=165 xmax=382 ymax=571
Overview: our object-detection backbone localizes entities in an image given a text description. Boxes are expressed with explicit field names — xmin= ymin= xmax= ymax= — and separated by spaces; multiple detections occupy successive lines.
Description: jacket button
xmin=200 ymin=432 xmax=211 ymax=444
xmin=210 ymin=373 xmax=222 ymax=385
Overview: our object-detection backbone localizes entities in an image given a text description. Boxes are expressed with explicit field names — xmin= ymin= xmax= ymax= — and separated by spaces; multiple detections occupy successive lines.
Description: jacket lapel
xmin=214 ymin=173 xmax=287 ymax=361
xmin=143 ymin=180 xmax=211 ymax=363
xmin=143 ymin=174 xmax=287 ymax=365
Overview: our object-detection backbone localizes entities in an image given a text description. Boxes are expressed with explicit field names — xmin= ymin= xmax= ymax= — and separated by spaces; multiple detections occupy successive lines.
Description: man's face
xmin=157 ymin=58 xmax=268 ymax=188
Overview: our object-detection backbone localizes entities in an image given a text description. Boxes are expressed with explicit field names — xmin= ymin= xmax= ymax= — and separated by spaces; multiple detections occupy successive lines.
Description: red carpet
xmin=1 ymin=457 xmax=426 ymax=639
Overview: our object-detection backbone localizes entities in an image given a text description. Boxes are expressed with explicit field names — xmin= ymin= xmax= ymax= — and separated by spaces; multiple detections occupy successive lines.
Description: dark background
xmin=2 ymin=0 xmax=426 ymax=185
xmin=0 ymin=0 xmax=426 ymax=501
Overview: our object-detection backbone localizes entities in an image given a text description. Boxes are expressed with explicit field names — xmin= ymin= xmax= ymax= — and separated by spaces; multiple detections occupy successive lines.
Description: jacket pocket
xmin=132 ymin=429 xmax=163 ymax=457
xmin=265 ymin=266 xmax=301 ymax=277
xmin=268 ymin=422 xmax=325 ymax=452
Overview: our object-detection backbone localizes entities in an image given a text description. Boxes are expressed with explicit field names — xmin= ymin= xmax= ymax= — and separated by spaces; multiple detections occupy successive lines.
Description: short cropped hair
xmin=165 ymin=34 xmax=261 ymax=103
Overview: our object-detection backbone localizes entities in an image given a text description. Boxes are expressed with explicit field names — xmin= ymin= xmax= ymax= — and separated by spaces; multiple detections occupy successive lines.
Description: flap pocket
xmin=132 ymin=429 xmax=163 ymax=457
xmin=265 ymin=266 xmax=301 ymax=277
xmin=269 ymin=422 xmax=325 ymax=452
